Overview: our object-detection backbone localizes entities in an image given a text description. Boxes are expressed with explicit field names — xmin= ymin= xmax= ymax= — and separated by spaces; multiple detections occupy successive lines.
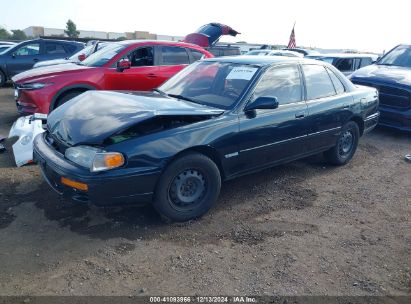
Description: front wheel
xmin=153 ymin=153 xmax=221 ymax=222
xmin=324 ymin=121 xmax=359 ymax=166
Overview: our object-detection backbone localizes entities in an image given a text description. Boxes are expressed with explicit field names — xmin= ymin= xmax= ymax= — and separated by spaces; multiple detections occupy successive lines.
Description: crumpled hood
xmin=183 ymin=23 xmax=240 ymax=47
xmin=12 ymin=63 xmax=92 ymax=83
xmin=351 ymin=64 xmax=411 ymax=87
xmin=47 ymin=90 xmax=224 ymax=146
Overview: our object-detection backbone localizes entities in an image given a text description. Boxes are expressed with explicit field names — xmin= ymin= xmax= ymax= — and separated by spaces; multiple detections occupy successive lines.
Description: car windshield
xmin=159 ymin=61 xmax=260 ymax=110
xmin=0 ymin=46 xmax=11 ymax=54
xmin=378 ymin=45 xmax=411 ymax=68
xmin=68 ymin=44 xmax=94 ymax=60
xmin=80 ymin=43 xmax=125 ymax=67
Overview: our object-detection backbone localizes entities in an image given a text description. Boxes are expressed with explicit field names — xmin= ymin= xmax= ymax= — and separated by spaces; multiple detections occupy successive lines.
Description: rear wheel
xmin=324 ymin=121 xmax=359 ymax=165
xmin=0 ymin=70 xmax=6 ymax=87
xmin=153 ymin=153 xmax=221 ymax=222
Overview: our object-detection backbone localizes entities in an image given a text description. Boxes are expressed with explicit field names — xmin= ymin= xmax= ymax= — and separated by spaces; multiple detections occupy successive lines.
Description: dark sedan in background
xmin=0 ymin=38 xmax=84 ymax=86
xmin=350 ymin=44 xmax=411 ymax=132
xmin=34 ymin=56 xmax=379 ymax=222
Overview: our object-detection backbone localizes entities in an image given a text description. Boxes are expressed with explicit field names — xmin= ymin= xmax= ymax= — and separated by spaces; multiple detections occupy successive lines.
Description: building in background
xmin=23 ymin=26 xmax=183 ymax=41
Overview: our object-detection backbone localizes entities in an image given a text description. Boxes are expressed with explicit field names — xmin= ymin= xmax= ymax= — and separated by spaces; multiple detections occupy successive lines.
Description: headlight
xmin=65 ymin=145 xmax=125 ymax=172
xmin=20 ymin=82 xmax=53 ymax=90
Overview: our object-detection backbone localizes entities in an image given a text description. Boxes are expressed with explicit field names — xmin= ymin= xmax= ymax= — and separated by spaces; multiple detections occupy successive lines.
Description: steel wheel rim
xmin=338 ymin=130 xmax=354 ymax=156
xmin=168 ymin=169 xmax=206 ymax=211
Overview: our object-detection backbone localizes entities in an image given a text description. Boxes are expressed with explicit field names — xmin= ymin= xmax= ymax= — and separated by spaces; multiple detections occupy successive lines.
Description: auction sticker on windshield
xmin=226 ymin=67 xmax=258 ymax=80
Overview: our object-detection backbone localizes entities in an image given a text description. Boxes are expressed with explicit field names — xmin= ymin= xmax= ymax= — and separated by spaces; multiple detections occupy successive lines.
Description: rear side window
xmin=190 ymin=50 xmax=205 ymax=62
xmin=253 ymin=65 xmax=302 ymax=105
xmin=45 ymin=42 xmax=67 ymax=55
xmin=303 ymin=65 xmax=336 ymax=100
xmin=360 ymin=58 xmax=372 ymax=67
xmin=335 ymin=58 xmax=354 ymax=72
xmin=161 ymin=46 xmax=190 ymax=65
xmin=64 ymin=44 xmax=77 ymax=54
xmin=326 ymin=68 xmax=345 ymax=94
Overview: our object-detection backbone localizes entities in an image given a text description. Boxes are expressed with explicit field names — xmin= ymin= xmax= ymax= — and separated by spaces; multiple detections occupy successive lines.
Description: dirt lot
xmin=0 ymin=86 xmax=410 ymax=296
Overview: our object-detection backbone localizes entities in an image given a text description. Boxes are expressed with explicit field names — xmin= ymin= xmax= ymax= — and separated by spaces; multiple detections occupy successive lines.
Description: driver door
xmin=236 ymin=64 xmax=309 ymax=173
xmin=105 ymin=45 xmax=164 ymax=91
xmin=6 ymin=41 xmax=43 ymax=77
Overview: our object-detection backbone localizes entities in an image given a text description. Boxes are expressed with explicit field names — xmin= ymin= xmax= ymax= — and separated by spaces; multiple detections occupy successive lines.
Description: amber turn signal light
xmin=61 ymin=177 xmax=88 ymax=191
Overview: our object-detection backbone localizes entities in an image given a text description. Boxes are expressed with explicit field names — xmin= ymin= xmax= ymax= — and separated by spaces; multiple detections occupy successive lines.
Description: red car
xmin=12 ymin=40 xmax=213 ymax=114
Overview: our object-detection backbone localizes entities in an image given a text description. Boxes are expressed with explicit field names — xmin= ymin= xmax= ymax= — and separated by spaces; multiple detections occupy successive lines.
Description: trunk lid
xmin=183 ymin=23 xmax=240 ymax=47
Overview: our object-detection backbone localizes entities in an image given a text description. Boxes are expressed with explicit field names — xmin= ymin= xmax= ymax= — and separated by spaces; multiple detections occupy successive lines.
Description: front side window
xmin=252 ymin=65 xmax=302 ymax=105
xmin=126 ymin=46 xmax=154 ymax=67
xmin=360 ymin=58 xmax=373 ymax=67
xmin=161 ymin=46 xmax=190 ymax=65
xmin=82 ymin=43 xmax=126 ymax=67
xmin=303 ymin=65 xmax=336 ymax=100
xmin=45 ymin=43 xmax=67 ymax=55
xmin=14 ymin=43 xmax=40 ymax=56
xmin=159 ymin=61 xmax=259 ymax=109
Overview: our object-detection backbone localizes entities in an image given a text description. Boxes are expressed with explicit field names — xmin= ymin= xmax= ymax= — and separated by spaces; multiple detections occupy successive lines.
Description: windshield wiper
xmin=153 ymin=88 xmax=166 ymax=96
xmin=168 ymin=94 xmax=201 ymax=104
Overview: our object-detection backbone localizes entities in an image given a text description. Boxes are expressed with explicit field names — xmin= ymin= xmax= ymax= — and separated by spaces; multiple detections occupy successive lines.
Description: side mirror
xmin=78 ymin=54 xmax=86 ymax=61
xmin=116 ymin=58 xmax=131 ymax=72
xmin=245 ymin=96 xmax=279 ymax=112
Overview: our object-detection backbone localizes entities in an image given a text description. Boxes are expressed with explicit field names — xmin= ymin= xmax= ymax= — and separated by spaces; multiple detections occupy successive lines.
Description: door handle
xmin=295 ymin=112 xmax=305 ymax=119
xmin=147 ymin=73 xmax=157 ymax=78
xmin=33 ymin=58 xmax=39 ymax=62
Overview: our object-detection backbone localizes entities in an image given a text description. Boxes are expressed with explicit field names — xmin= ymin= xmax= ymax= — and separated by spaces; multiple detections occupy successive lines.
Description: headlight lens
xmin=65 ymin=146 xmax=125 ymax=172
xmin=20 ymin=82 xmax=53 ymax=90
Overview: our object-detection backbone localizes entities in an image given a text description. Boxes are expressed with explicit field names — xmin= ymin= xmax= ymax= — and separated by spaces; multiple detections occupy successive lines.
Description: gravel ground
xmin=0 ymin=87 xmax=410 ymax=296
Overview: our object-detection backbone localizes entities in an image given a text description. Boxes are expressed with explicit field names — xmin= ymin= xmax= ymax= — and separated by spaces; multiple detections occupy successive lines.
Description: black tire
xmin=53 ymin=90 xmax=84 ymax=110
xmin=324 ymin=121 xmax=359 ymax=166
xmin=0 ymin=70 xmax=6 ymax=87
xmin=153 ymin=153 xmax=221 ymax=222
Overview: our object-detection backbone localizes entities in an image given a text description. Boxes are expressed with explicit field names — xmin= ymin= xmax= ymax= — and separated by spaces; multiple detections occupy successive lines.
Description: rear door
xmin=43 ymin=41 xmax=70 ymax=61
xmin=6 ymin=41 xmax=43 ymax=76
xmin=302 ymin=64 xmax=353 ymax=151
xmin=155 ymin=45 xmax=192 ymax=84
xmin=236 ymin=64 xmax=309 ymax=173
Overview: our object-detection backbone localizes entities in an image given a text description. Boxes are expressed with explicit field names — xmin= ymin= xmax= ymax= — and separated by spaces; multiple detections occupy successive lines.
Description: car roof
xmin=309 ymin=53 xmax=378 ymax=58
xmin=203 ymin=55 xmax=319 ymax=66
xmin=116 ymin=39 xmax=202 ymax=48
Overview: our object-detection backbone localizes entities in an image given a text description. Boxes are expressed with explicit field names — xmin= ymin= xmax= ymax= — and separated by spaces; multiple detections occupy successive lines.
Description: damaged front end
xmin=8 ymin=114 xmax=47 ymax=167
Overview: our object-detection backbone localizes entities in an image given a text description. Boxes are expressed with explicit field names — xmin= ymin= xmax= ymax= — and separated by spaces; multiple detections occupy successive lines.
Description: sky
xmin=1 ymin=0 xmax=410 ymax=53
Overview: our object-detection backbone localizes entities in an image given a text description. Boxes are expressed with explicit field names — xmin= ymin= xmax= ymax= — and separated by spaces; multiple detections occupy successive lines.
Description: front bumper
xmin=33 ymin=133 xmax=161 ymax=206
xmin=379 ymin=105 xmax=411 ymax=132
xmin=14 ymin=85 xmax=53 ymax=115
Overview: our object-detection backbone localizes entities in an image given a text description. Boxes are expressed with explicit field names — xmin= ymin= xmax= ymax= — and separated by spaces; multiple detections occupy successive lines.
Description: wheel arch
xmin=349 ymin=115 xmax=364 ymax=136
xmin=50 ymin=84 xmax=97 ymax=111
xmin=166 ymin=145 xmax=226 ymax=180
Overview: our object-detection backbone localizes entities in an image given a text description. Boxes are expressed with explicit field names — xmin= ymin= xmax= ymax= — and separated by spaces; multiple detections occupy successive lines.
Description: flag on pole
xmin=287 ymin=23 xmax=296 ymax=49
